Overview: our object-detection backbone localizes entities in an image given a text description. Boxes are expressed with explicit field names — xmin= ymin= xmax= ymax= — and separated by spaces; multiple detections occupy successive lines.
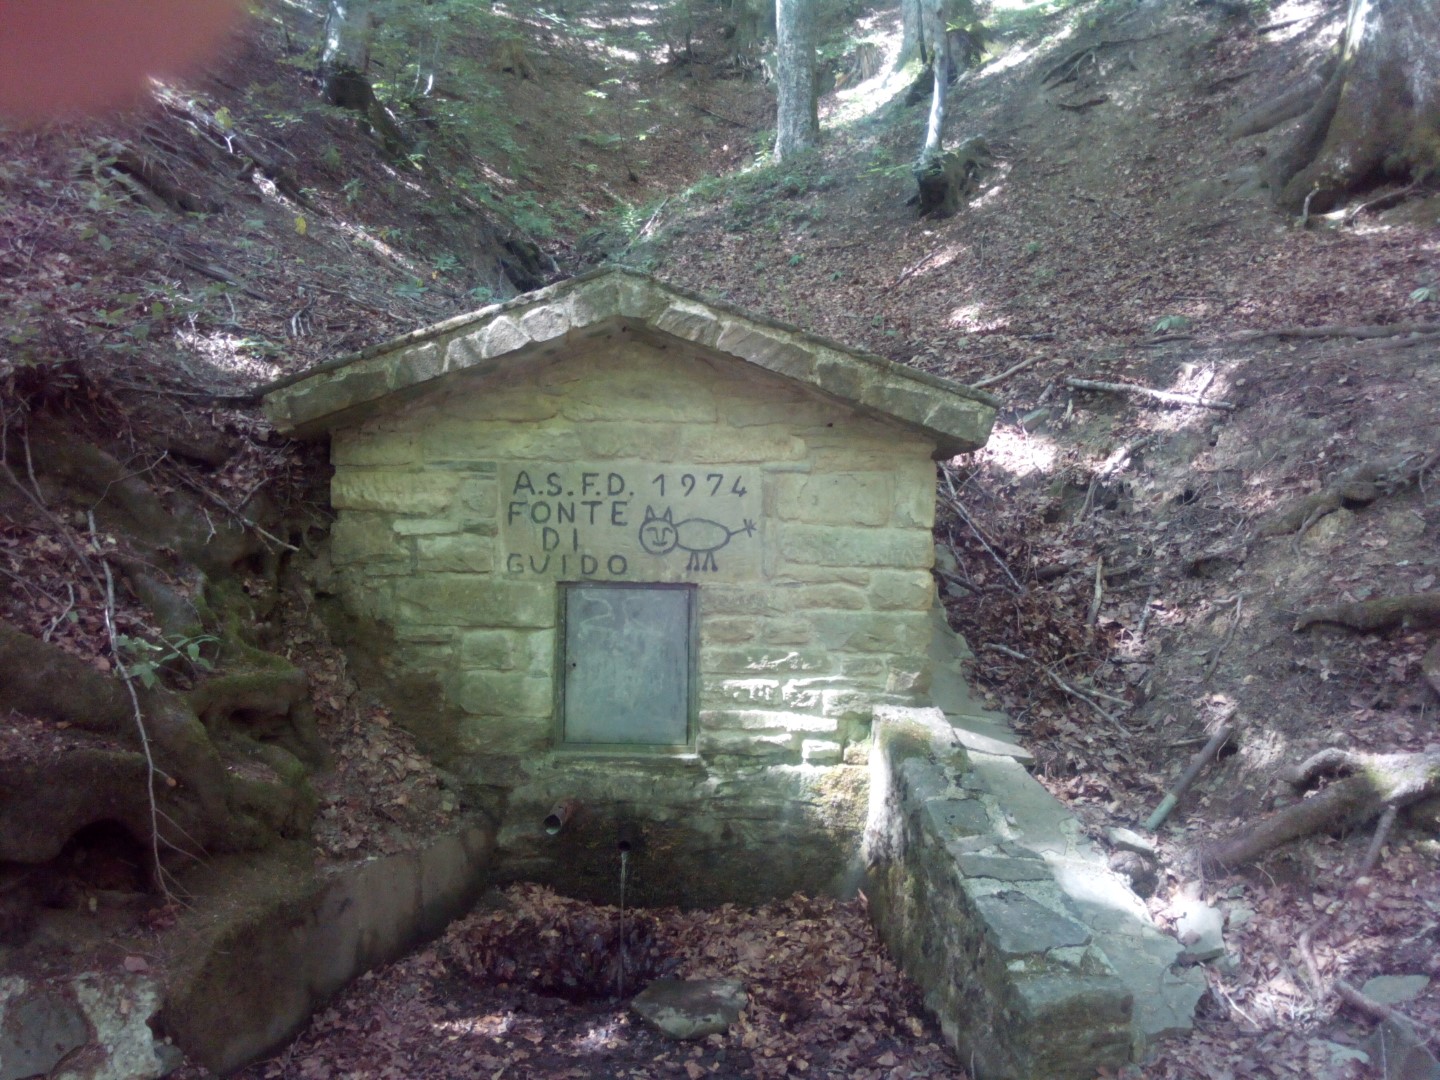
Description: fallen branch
xmin=971 ymin=354 xmax=1039 ymax=390
xmin=1144 ymin=724 xmax=1233 ymax=831
xmin=90 ymin=513 xmax=173 ymax=901
xmin=1226 ymin=321 xmax=1440 ymax=342
xmin=1203 ymin=594 xmax=1242 ymax=682
xmin=939 ymin=468 xmax=1027 ymax=596
xmin=1294 ymin=594 xmax=1440 ymax=633
xmin=1423 ymin=643 xmax=1440 ymax=702
xmin=1334 ymin=979 xmax=1440 ymax=1046
xmin=1064 ymin=377 xmax=1235 ymax=411
xmin=980 ymin=643 xmax=1131 ymax=736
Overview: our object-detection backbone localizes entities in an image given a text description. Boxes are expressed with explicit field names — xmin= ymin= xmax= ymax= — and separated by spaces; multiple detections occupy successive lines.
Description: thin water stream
xmin=617 ymin=848 xmax=629 ymax=998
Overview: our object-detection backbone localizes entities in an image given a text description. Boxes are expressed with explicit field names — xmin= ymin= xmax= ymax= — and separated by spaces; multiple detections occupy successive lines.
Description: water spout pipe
xmin=543 ymin=799 xmax=580 ymax=836
xmin=615 ymin=822 xmax=641 ymax=853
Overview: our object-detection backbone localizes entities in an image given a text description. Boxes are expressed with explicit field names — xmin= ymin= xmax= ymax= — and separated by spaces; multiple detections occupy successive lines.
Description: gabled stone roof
xmin=263 ymin=268 xmax=998 ymax=456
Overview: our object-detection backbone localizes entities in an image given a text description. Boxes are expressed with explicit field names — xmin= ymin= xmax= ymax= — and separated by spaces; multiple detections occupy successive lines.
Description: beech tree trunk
xmin=1270 ymin=0 xmax=1440 ymax=213
xmin=774 ymin=0 xmax=818 ymax=162
xmin=321 ymin=0 xmax=376 ymax=108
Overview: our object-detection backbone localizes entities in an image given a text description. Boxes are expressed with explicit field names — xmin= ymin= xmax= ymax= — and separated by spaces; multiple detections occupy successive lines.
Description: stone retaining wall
xmin=863 ymin=703 xmax=1204 ymax=1079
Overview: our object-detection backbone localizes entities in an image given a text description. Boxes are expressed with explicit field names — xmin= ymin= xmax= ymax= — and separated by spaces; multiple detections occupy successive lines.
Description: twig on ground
xmin=939 ymin=469 xmax=1027 ymax=595
xmin=1136 ymin=588 xmax=1156 ymax=641
xmin=1087 ymin=557 xmax=1104 ymax=628
xmin=971 ymin=354 xmax=1038 ymax=389
xmin=980 ymin=643 xmax=1131 ymax=736
xmin=1227 ymin=321 xmax=1440 ymax=342
xmin=1065 ymin=377 xmax=1235 ymax=411
xmin=1355 ymin=804 xmax=1398 ymax=882
xmin=167 ymin=468 xmax=298 ymax=553
xmin=1144 ymin=723 xmax=1233 ymax=831
xmin=1203 ymin=594 xmax=1242 ymax=683
xmin=1335 ymin=980 xmax=1440 ymax=1045
xmin=89 ymin=512 xmax=174 ymax=903
xmin=43 ymin=582 xmax=76 ymax=642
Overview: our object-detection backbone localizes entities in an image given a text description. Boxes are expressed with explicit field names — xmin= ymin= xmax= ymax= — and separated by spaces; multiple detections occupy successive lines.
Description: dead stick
xmin=1087 ymin=556 xmax=1104 ymax=628
xmin=1065 ymin=377 xmax=1235 ymax=411
xmin=972 ymin=355 xmax=1039 ymax=389
xmin=1144 ymin=724 xmax=1233 ymax=831
xmin=1355 ymin=804 xmax=1398 ymax=881
xmin=1227 ymin=320 xmax=1440 ymax=342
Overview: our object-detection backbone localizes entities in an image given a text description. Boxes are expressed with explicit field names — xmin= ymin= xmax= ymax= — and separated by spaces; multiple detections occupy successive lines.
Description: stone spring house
xmin=265 ymin=269 xmax=997 ymax=904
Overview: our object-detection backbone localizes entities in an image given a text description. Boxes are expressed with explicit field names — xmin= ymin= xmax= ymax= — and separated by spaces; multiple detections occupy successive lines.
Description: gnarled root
xmin=1209 ymin=747 xmax=1440 ymax=866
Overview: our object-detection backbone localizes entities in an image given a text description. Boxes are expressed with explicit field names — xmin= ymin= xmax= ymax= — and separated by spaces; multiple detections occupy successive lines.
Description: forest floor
xmin=2 ymin=0 xmax=1439 ymax=1076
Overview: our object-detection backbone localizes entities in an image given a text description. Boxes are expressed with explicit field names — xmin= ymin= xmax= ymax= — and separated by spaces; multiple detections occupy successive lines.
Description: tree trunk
xmin=321 ymin=0 xmax=376 ymax=109
xmin=899 ymin=0 xmax=925 ymax=67
xmin=774 ymin=0 xmax=818 ymax=162
xmin=1270 ymin=0 xmax=1440 ymax=213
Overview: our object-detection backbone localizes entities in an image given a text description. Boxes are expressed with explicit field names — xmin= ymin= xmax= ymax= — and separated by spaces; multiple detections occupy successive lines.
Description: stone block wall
xmin=317 ymin=330 xmax=943 ymax=903
xmin=863 ymin=706 xmax=1204 ymax=1079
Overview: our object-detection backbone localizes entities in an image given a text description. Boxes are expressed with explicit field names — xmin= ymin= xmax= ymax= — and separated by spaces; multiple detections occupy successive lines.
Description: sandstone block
xmin=698 ymin=728 xmax=798 ymax=761
xmin=332 ymin=432 xmax=418 ymax=467
xmin=700 ymin=710 xmax=838 ymax=734
xmin=581 ymin=421 xmax=692 ymax=460
xmin=869 ymin=570 xmax=936 ymax=611
xmin=456 ymin=715 xmax=552 ymax=755
xmin=772 ymin=472 xmax=894 ymax=527
xmin=682 ymin=425 xmax=804 ymax=463
xmin=758 ymin=617 xmax=813 ymax=646
xmin=394 ymin=341 xmax=444 ymax=386
xmin=332 ymin=471 xmax=458 ymax=514
xmin=699 ymin=618 xmax=755 ymax=647
xmin=330 ymin=514 xmax=410 ymax=567
xmin=391 ymin=518 xmax=462 ymax=536
xmin=653 ymin=302 xmax=722 ymax=349
xmin=703 ymin=678 xmax=782 ymax=707
xmin=281 ymin=367 xmax=390 ymax=428
xmin=416 ymin=534 xmax=494 ymax=574
xmin=519 ymin=304 xmax=571 ymax=343
xmin=814 ymin=612 xmax=930 ymax=653
xmin=778 ymin=524 xmax=934 ymax=569
xmin=457 ymin=671 xmax=554 ymax=718
xmin=784 ymin=583 xmax=869 ymax=610
xmin=392 ymin=577 xmax=554 ymax=627
xmin=716 ymin=322 xmax=815 ymax=382
xmin=460 ymin=629 xmax=552 ymax=672
xmin=439 ymin=386 xmax=560 ymax=422
xmin=802 ymin=739 xmax=844 ymax=765
xmin=420 ymin=420 xmax=583 ymax=463
xmin=560 ymin=367 xmax=717 ymax=423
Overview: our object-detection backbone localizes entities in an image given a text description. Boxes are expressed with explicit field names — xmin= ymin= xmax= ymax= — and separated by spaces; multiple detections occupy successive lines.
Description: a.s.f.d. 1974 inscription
xmin=500 ymin=465 xmax=761 ymax=580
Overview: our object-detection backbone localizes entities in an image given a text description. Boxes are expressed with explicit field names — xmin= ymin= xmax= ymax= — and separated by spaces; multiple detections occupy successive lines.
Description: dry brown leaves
xmin=230 ymin=887 xmax=963 ymax=1080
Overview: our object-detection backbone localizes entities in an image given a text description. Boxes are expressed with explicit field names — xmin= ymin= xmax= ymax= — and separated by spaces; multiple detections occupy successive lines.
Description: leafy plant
xmin=1153 ymin=314 xmax=1193 ymax=333
xmin=115 ymin=633 xmax=218 ymax=689
xmin=1410 ymin=285 xmax=1436 ymax=304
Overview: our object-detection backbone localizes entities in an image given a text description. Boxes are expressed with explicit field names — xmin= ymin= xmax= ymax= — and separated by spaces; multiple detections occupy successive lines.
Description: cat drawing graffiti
xmin=638 ymin=506 xmax=756 ymax=572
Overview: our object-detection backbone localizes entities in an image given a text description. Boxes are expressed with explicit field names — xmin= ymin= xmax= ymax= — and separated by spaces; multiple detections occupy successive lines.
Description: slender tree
xmin=774 ymin=0 xmax=818 ymax=162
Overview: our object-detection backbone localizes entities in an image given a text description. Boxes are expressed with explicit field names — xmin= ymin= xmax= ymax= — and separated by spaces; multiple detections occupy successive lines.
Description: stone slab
xmin=265 ymin=269 xmax=997 ymax=454
xmin=630 ymin=979 xmax=747 ymax=1041
xmin=971 ymin=890 xmax=1091 ymax=957
xmin=1362 ymin=974 xmax=1430 ymax=1005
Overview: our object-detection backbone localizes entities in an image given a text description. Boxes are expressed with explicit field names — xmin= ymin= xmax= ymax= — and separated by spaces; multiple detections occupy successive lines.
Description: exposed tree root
xmin=1293 ymin=594 xmax=1440 ymax=633
xmin=1209 ymin=747 xmax=1440 ymax=866
xmin=1423 ymin=643 xmax=1440 ymax=701
xmin=1261 ymin=452 xmax=1439 ymax=537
